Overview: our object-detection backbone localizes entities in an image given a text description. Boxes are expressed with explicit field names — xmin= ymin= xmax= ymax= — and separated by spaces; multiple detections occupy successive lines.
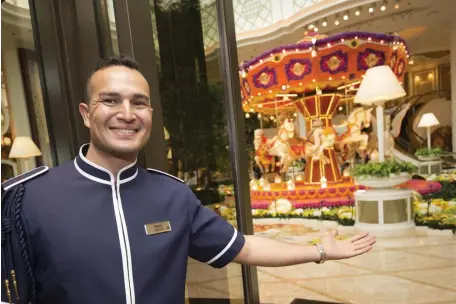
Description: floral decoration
xmin=253 ymin=67 xmax=277 ymax=89
xmin=285 ymin=59 xmax=312 ymax=80
xmin=357 ymin=48 xmax=386 ymax=70
xmin=320 ymin=50 xmax=348 ymax=74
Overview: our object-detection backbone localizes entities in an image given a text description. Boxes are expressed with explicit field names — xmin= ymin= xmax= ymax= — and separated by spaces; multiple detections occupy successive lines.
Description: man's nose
xmin=116 ymin=100 xmax=135 ymax=122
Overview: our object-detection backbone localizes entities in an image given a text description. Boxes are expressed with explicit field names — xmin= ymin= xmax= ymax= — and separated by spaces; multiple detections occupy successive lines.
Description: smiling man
xmin=1 ymin=55 xmax=375 ymax=304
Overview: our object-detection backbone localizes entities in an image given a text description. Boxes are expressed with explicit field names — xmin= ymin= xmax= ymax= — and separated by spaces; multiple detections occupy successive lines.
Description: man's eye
xmin=103 ymin=99 xmax=117 ymax=105
xmin=133 ymin=101 xmax=149 ymax=107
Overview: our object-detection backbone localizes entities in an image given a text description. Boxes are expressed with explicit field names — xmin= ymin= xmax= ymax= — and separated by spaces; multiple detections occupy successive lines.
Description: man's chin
xmin=107 ymin=142 xmax=143 ymax=157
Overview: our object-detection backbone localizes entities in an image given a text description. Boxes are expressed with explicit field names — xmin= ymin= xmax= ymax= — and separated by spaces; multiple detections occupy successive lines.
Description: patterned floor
xmin=185 ymin=219 xmax=456 ymax=304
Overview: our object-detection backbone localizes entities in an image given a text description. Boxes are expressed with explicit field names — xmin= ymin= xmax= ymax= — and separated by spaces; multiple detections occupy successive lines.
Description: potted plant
xmin=414 ymin=147 xmax=444 ymax=161
xmin=351 ymin=159 xmax=417 ymax=188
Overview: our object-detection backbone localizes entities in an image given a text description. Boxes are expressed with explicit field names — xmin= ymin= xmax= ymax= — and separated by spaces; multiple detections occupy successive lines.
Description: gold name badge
xmin=144 ymin=221 xmax=172 ymax=235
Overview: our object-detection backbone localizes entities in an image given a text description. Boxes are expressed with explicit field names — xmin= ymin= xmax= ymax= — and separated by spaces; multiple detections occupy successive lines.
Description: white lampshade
xmin=8 ymin=136 xmax=42 ymax=158
xmin=418 ymin=113 xmax=439 ymax=128
xmin=354 ymin=65 xmax=406 ymax=105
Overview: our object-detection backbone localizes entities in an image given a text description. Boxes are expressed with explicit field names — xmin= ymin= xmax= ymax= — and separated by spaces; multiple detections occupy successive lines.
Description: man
xmin=1 ymin=55 xmax=375 ymax=304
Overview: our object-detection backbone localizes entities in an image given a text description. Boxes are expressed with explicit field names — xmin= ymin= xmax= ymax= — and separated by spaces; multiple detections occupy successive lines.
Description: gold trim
xmin=319 ymin=160 xmax=324 ymax=182
xmin=329 ymin=151 xmax=336 ymax=180
xmin=309 ymin=158 xmax=313 ymax=183
xmin=326 ymin=94 xmax=335 ymax=116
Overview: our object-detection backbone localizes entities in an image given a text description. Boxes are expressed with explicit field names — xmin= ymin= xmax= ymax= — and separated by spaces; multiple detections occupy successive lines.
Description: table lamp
xmin=8 ymin=136 xmax=42 ymax=172
xmin=354 ymin=65 xmax=406 ymax=162
xmin=417 ymin=112 xmax=439 ymax=149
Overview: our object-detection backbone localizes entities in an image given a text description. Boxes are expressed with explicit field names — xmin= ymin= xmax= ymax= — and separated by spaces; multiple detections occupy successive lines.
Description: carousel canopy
xmin=239 ymin=31 xmax=409 ymax=114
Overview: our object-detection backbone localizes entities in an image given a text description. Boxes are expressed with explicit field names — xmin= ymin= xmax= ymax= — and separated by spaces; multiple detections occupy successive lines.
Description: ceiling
xmin=233 ymin=0 xmax=455 ymax=64
xmin=2 ymin=0 xmax=454 ymax=67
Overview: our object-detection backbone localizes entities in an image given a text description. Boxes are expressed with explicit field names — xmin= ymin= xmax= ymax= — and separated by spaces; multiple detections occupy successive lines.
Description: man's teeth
xmin=113 ymin=129 xmax=136 ymax=134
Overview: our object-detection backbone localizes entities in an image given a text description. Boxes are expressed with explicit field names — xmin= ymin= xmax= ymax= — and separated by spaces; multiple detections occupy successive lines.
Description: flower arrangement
xmin=414 ymin=147 xmax=444 ymax=159
xmin=414 ymin=199 xmax=456 ymax=232
xmin=351 ymin=159 xmax=417 ymax=178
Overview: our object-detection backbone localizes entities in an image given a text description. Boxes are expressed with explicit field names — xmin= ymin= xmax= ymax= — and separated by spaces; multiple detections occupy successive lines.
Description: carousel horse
xmin=302 ymin=120 xmax=336 ymax=163
xmin=367 ymin=102 xmax=411 ymax=160
xmin=332 ymin=106 xmax=374 ymax=151
xmin=254 ymin=118 xmax=305 ymax=174
xmin=253 ymin=129 xmax=276 ymax=173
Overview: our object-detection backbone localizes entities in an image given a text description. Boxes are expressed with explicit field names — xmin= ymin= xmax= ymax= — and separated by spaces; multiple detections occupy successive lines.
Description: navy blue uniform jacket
xmin=1 ymin=145 xmax=245 ymax=303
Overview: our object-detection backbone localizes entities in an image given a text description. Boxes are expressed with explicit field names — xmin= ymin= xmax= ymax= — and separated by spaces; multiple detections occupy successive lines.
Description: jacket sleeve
xmin=1 ymin=184 xmax=32 ymax=303
xmin=187 ymin=188 xmax=245 ymax=268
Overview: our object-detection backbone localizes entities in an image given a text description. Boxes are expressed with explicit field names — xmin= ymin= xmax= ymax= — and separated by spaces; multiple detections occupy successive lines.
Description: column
xmin=451 ymin=17 xmax=456 ymax=151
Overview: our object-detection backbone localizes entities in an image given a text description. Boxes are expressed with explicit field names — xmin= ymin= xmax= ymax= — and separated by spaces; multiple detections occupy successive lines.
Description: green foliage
xmin=425 ymin=181 xmax=456 ymax=201
xmin=415 ymin=147 xmax=444 ymax=157
xmin=351 ymin=159 xmax=417 ymax=178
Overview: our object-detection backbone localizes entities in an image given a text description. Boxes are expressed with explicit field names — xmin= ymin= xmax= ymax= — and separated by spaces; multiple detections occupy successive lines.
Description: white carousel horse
xmin=254 ymin=118 xmax=305 ymax=174
xmin=332 ymin=106 xmax=374 ymax=150
xmin=302 ymin=121 xmax=336 ymax=163
xmin=368 ymin=102 xmax=411 ymax=159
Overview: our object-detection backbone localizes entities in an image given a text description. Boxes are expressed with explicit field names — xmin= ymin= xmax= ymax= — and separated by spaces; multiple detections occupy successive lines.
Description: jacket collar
xmin=74 ymin=144 xmax=138 ymax=185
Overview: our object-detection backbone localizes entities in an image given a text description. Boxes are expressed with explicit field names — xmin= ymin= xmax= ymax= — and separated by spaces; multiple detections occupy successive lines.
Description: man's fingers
xmin=353 ymin=245 xmax=373 ymax=256
xmin=354 ymin=238 xmax=376 ymax=251
xmin=353 ymin=235 xmax=376 ymax=246
xmin=348 ymin=232 xmax=369 ymax=243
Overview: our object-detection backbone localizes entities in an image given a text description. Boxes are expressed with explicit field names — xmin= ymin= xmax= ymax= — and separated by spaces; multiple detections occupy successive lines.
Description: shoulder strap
xmin=146 ymin=168 xmax=184 ymax=183
xmin=1 ymin=175 xmax=42 ymax=302
xmin=2 ymin=166 xmax=49 ymax=192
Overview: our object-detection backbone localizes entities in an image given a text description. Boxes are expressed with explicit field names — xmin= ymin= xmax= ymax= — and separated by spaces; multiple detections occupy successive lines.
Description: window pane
xmin=150 ymin=0 xmax=244 ymax=301
xmin=1 ymin=0 xmax=55 ymax=177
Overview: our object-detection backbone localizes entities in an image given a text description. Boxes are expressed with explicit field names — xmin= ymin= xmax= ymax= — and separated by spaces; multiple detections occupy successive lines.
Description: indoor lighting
xmin=322 ymin=19 xmax=328 ymax=27
xmin=320 ymin=177 xmax=327 ymax=189
xmin=9 ymin=136 xmax=42 ymax=159
xmin=355 ymin=8 xmax=361 ymax=16
xmin=381 ymin=1 xmax=387 ymax=11
xmin=418 ymin=113 xmax=440 ymax=149
xmin=9 ymin=136 xmax=42 ymax=172
xmin=334 ymin=14 xmax=340 ymax=25
xmin=369 ymin=5 xmax=375 ymax=13
xmin=343 ymin=11 xmax=349 ymax=20
xmin=354 ymin=65 xmax=406 ymax=162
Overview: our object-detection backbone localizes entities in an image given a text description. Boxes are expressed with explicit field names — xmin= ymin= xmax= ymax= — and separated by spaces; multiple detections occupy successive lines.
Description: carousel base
xmin=250 ymin=176 xmax=364 ymax=209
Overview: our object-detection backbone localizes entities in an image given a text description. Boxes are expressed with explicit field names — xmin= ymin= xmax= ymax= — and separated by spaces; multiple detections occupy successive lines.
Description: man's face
xmin=79 ymin=66 xmax=152 ymax=157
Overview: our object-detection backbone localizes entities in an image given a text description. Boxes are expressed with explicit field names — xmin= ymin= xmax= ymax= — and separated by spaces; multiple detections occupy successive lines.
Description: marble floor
xmin=185 ymin=219 xmax=456 ymax=304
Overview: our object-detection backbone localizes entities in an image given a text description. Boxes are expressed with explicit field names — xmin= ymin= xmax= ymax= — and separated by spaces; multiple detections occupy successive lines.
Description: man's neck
xmin=85 ymin=144 xmax=136 ymax=177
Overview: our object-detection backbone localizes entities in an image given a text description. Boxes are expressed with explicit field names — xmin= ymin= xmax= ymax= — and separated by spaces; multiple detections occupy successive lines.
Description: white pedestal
xmin=417 ymin=160 xmax=442 ymax=175
xmin=354 ymin=188 xmax=416 ymax=237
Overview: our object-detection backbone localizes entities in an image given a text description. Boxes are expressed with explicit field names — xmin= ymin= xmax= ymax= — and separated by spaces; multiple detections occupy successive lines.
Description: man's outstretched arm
xmin=233 ymin=229 xmax=375 ymax=266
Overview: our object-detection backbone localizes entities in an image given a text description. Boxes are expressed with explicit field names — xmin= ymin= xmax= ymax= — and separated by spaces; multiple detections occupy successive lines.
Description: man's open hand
xmin=322 ymin=229 xmax=376 ymax=260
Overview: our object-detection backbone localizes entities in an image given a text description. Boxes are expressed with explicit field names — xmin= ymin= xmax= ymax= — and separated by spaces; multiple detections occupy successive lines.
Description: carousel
xmin=240 ymin=31 xmax=409 ymax=209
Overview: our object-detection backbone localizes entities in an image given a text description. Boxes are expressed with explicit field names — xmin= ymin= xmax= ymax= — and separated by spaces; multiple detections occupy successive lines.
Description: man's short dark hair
xmin=85 ymin=55 xmax=142 ymax=101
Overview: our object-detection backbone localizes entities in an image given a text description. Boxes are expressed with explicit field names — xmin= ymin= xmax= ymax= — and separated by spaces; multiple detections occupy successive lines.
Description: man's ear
xmin=79 ymin=102 xmax=91 ymax=128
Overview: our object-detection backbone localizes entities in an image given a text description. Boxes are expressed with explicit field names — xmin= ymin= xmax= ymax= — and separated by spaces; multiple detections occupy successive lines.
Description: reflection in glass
xmin=149 ymin=0 xmax=244 ymax=301
xmin=1 ymin=0 xmax=54 ymax=172
xmin=106 ymin=0 xmax=120 ymax=55
xmin=383 ymin=199 xmax=408 ymax=223
xmin=358 ymin=201 xmax=379 ymax=224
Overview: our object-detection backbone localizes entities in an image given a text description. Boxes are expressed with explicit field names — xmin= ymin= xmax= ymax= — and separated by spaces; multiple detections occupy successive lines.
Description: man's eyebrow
xmin=97 ymin=92 xmax=149 ymax=101
xmin=98 ymin=92 xmax=121 ymax=98
xmin=133 ymin=94 xmax=150 ymax=101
